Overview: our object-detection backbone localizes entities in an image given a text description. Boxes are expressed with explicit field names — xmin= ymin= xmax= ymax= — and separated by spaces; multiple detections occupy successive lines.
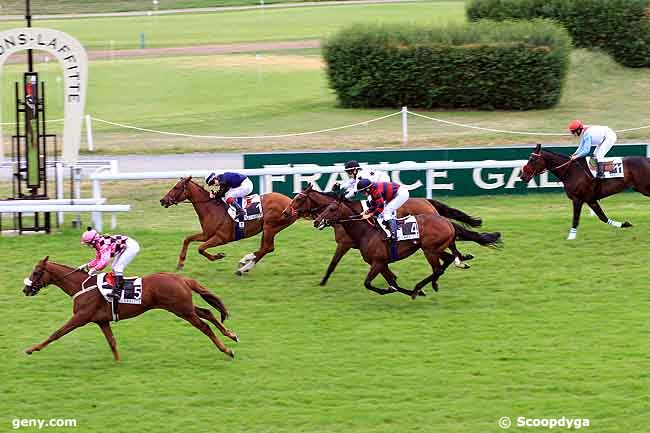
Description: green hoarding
xmin=243 ymin=144 xmax=649 ymax=197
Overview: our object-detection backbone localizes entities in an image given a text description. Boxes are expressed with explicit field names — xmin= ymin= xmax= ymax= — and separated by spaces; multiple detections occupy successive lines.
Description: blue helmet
xmin=205 ymin=173 xmax=216 ymax=186
xmin=357 ymin=178 xmax=372 ymax=191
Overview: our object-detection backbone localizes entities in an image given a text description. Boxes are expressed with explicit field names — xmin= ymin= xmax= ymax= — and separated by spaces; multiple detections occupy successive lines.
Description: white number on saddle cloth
xmin=396 ymin=216 xmax=420 ymax=241
xmin=96 ymin=273 xmax=143 ymax=305
xmin=226 ymin=194 xmax=263 ymax=221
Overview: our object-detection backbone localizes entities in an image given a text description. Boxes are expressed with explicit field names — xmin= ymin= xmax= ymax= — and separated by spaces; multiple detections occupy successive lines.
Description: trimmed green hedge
xmin=322 ymin=20 xmax=571 ymax=110
xmin=467 ymin=0 xmax=650 ymax=67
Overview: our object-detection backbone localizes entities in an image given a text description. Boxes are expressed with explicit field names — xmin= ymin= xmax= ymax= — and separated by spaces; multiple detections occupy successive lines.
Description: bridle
xmin=525 ymin=151 xmax=573 ymax=180
xmin=167 ymin=178 xmax=213 ymax=205
xmin=24 ymin=264 xmax=79 ymax=295
xmin=285 ymin=191 xmax=324 ymax=219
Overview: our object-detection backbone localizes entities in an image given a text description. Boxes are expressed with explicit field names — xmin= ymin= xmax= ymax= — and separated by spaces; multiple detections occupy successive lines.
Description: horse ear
xmin=187 ymin=176 xmax=192 ymax=180
xmin=43 ymin=255 xmax=49 ymax=262
xmin=535 ymin=143 xmax=542 ymax=152
xmin=305 ymin=183 xmax=313 ymax=192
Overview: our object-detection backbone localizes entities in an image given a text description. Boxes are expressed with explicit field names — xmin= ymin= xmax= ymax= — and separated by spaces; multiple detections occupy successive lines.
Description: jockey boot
xmin=389 ymin=218 xmax=398 ymax=241
xmin=109 ymin=275 xmax=124 ymax=300
xmin=596 ymin=162 xmax=604 ymax=179
xmin=230 ymin=201 xmax=246 ymax=220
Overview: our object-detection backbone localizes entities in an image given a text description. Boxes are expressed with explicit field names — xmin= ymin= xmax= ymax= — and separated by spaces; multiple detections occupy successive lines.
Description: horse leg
xmin=448 ymin=241 xmax=473 ymax=269
xmin=567 ymin=200 xmax=583 ymax=240
xmin=25 ymin=314 xmax=89 ymax=355
xmin=177 ymin=312 xmax=234 ymax=358
xmin=412 ymin=249 xmax=447 ymax=300
xmin=381 ymin=267 xmax=418 ymax=297
xmin=177 ymin=232 xmax=208 ymax=269
xmin=587 ymin=201 xmax=632 ymax=229
xmin=198 ymin=234 xmax=227 ymax=262
xmin=320 ymin=241 xmax=353 ymax=286
xmin=194 ymin=306 xmax=239 ymax=343
xmin=364 ymin=262 xmax=393 ymax=295
xmin=97 ymin=321 xmax=120 ymax=362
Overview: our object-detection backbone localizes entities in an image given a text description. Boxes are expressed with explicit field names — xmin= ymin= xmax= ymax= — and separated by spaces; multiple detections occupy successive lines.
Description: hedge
xmin=467 ymin=0 xmax=650 ymax=67
xmin=322 ymin=20 xmax=571 ymax=110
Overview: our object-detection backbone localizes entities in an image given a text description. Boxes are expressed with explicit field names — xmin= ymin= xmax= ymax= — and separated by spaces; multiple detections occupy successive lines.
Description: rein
xmin=529 ymin=152 xmax=573 ymax=179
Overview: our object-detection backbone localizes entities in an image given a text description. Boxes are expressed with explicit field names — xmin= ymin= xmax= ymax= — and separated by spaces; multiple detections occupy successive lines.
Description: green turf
xmin=1 ymin=185 xmax=649 ymax=433
xmin=0 ymin=3 xmax=465 ymax=49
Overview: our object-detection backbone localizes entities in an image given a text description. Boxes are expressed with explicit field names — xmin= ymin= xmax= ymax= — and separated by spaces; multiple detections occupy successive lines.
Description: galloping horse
xmin=520 ymin=143 xmax=650 ymax=239
xmin=283 ymin=184 xmax=483 ymax=285
xmin=160 ymin=177 xmax=297 ymax=274
xmin=313 ymin=199 xmax=501 ymax=299
xmin=22 ymin=256 xmax=238 ymax=360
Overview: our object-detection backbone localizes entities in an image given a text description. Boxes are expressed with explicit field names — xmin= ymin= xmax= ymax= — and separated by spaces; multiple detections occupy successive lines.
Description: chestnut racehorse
xmin=22 ymin=256 xmax=238 ymax=361
xmin=160 ymin=177 xmax=298 ymax=274
xmin=283 ymin=184 xmax=484 ymax=285
xmin=313 ymin=200 xmax=500 ymax=299
xmin=520 ymin=143 xmax=650 ymax=239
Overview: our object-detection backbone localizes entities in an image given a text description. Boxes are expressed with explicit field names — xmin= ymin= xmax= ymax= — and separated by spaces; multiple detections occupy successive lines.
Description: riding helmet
xmin=205 ymin=172 xmax=217 ymax=186
xmin=568 ymin=120 xmax=583 ymax=134
xmin=81 ymin=227 xmax=99 ymax=244
xmin=344 ymin=160 xmax=361 ymax=171
xmin=357 ymin=178 xmax=372 ymax=191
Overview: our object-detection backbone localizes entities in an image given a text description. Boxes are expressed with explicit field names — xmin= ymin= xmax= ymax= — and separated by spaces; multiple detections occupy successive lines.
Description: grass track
xmin=1 ymin=188 xmax=649 ymax=433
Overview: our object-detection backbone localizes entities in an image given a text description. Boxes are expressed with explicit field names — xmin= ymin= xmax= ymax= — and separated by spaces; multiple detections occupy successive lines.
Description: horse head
xmin=23 ymin=256 xmax=50 ymax=296
xmin=313 ymin=197 xmax=352 ymax=230
xmin=160 ymin=177 xmax=207 ymax=207
xmin=520 ymin=144 xmax=548 ymax=183
xmin=284 ymin=183 xmax=319 ymax=219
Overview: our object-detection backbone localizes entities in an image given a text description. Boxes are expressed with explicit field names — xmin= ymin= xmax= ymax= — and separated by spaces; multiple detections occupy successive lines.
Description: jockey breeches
xmin=380 ymin=187 xmax=410 ymax=221
xmin=594 ymin=130 xmax=617 ymax=161
xmin=225 ymin=178 xmax=254 ymax=199
xmin=112 ymin=238 xmax=140 ymax=275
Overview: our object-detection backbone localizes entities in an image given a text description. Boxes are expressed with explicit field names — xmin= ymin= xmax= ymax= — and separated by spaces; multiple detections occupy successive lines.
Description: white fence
xmin=90 ymin=159 xmax=527 ymax=195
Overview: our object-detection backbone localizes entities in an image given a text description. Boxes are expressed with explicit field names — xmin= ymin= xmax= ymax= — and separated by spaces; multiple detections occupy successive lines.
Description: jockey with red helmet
xmin=78 ymin=227 xmax=140 ymax=312
xmin=356 ymin=179 xmax=410 ymax=240
xmin=205 ymin=172 xmax=253 ymax=219
xmin=568 ymin=120 xmax=618 ymax=178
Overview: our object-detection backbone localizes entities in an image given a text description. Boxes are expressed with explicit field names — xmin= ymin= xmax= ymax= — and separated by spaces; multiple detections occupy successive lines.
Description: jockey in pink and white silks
xmin=78 ymin=227 xmax=140 ymax=304
xmin=206 ymin=172 xmax=253 ymax=220
xmin=568 ymin=120 xmax=618 ymax=178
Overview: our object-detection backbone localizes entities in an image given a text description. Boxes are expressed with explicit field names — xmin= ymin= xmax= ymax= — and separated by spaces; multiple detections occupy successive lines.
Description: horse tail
xmin=188 ymin=280 xmax=230 ymax=322
xmin=428 ymin=199 xmax=482 ymax=227
xmin=451 ymin=222 xmax=502 ymax=248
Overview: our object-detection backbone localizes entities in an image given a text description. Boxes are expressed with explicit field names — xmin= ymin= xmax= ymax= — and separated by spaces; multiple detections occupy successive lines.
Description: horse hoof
xmin=418 ymin=290 xmax=427 ymax=297
xmin=216 ymin=253 xmax=226 ymax=260
xmin=622 ymin=221 xmax=633 ymax=228
xmin=232 ymin=334 xmax=240 ymax=343
xmin=24 ymin=348 xmax=33 ymax=355
xmin=234 ymin=270 xmax=243 ymax=276
xmin=465 ymin=254 xmax=475 ymax=261
xmin=228 ymin=350 xmax=235 ymax=359
xmin=176 ymin=264 xmax=184 ymax=271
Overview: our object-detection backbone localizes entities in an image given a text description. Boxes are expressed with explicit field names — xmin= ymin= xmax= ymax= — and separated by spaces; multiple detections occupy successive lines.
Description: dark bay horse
xmin=520 ymin=143 xmax=650 ymax=239
xmin=283 ymin=185 xmax=485 ymax=285
xmin=160 ymin=177 xmax=298 ymax=274
xmin=22 ymin=257 xmax=238 ymax=360
xmin=313 ymin=200 xmax=501 ymax=299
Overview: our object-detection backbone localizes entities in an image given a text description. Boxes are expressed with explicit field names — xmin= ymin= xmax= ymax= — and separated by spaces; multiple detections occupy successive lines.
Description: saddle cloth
xmin=373 ymin=215 xmax=420 ymax=241
xmin=586 ymin=157 xmax=624 ymax=179
xmin=227 ymin=194 xmax=263 ymax=221
xmin=97 ymin=273 xmax=143 ymax=305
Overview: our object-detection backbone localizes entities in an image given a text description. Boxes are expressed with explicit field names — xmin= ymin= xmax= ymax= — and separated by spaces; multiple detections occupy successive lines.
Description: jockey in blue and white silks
xmin=340 ymin=160 xmax=390 ymax=199
xmin=206 ymin=172 xmax=253 ymax=219
xmin=569 ymin=120 xmax=617 ymax=177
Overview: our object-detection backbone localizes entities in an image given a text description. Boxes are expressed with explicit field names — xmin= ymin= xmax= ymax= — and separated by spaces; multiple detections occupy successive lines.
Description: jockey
xmin=357 ymin=178 xmax=410 ymax=240
xmin=205 ymin=172 xmax=253 ymax=219
xmin=78 ymin=227 xmax=140 ymax=307
xmin=568 ymin=120 xmax=618 ymax=178
xmin=340 ymin=160 xmax=390 ymax=199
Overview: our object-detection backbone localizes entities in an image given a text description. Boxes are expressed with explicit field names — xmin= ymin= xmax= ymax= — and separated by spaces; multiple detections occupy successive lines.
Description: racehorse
xmin=22 ymin=256 xmax=238 ymax=360
xmin=313 ymin=199 xmax=501 ymax=299
xmin=283 ymin=184 xmax=484 ymax=285
xmin=160 ymin=177 xmax=298 ymax=274
xmin=520 ymin=143 xmax=650 ymax=239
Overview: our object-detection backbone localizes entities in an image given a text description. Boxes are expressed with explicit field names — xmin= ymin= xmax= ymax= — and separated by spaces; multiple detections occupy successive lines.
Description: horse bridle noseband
xmin=527 ymin=152 xmax=574 ymax=180
xmin=169 ymin=178 xmax=213 ymax=205
xmin=286 ymin=192 xmax=322 ymax=218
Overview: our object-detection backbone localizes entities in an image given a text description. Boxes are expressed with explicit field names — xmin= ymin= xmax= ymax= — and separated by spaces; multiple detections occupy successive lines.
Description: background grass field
xmin=2 ymin=1 xmax=649 ymax=155
xmin=1 ymin=187 xmax=649 ymax=433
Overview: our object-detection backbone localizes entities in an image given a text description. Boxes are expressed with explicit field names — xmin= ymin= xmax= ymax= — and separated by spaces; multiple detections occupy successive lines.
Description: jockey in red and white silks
xmin=357 ymin=179 xmax=409 ymax=240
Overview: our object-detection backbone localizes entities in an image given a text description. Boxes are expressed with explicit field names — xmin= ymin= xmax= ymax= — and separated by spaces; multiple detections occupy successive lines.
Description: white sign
xmin=0 ymin=27 xmax=88 ymax=164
